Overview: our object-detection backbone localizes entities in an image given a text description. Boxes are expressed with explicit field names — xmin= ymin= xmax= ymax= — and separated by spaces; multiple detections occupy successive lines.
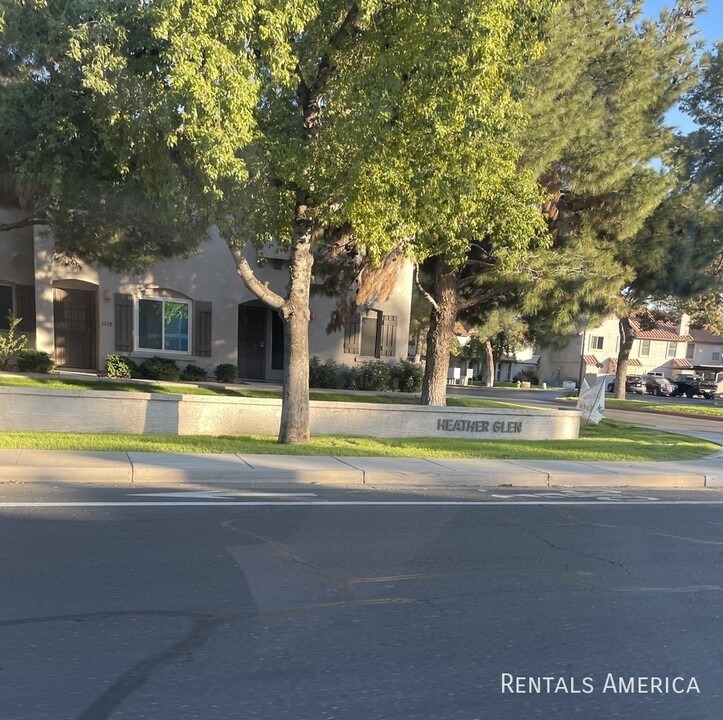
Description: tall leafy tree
xmin=415 ymin=0 xmax=704 ymax=404
xmin=0 ymin=0 xmax=557 ymax=442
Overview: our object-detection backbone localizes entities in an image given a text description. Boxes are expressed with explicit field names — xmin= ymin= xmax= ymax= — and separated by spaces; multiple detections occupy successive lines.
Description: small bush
xmin=138 ymin=356 xmax=180 ymax=381
xmin=309 ymin=356 xmax=345 ymax=389
xmin=390 ymin=359 xmax=423 ymax=393
xmin=16 ymin=349 xmax=55 ymax=374
xmin=0 ymin=315 xmax=28 ymax=370
xmin=181 ymin=364 xmax=208 ymax=382
xmin=105 ymin=354 xmax=137 ymax=379
xmin=349 ymin=360 xmax=392 ymax=392
xmin=214 ymin=363 xmax=237 ymax=383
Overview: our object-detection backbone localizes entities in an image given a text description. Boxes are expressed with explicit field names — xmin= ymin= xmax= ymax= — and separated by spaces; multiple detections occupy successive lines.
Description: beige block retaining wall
xmin=0 ymin=387 xmax=581 ymax=440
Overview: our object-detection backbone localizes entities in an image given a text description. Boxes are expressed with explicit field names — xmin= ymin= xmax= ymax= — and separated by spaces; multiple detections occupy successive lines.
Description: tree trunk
xmin=614 ymin=316 xmax=635 ymax=400
xmin=485 ymin=340 xmax=495 ymax=388
xmin=231 ymin=201 xmax=315 ymax=445
xmin=420 ymin=259 xmax=459 ymax=406
xmin=277 ymin=207 xmax=316 ymax=444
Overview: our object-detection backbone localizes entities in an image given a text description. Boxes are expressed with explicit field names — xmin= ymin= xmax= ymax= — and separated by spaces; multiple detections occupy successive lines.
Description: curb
xmin=0 ymin=467 xmax=714 ymax=489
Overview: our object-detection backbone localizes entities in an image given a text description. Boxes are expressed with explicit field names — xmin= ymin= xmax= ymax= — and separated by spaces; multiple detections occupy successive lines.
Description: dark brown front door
xmin=238 ymin=304 xmax=266 ymax=379
xmin=53 ymin=288 xmax=97 ymax=369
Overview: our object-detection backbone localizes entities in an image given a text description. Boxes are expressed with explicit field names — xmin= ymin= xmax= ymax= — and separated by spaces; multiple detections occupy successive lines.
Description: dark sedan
xmin=606 ymin=375 xmax=646 ymax=394
xmin=643 ymin=375 xmax=677 ymax=396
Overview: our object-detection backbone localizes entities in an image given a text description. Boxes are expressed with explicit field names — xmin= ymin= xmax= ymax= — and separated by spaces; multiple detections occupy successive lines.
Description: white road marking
xmin=491 ymin=492 xmax=660 ymax=502
xmin=1 ymin=501 xmax=723 ymax=507
xmin=126 ymin=491 xmax=318 ymax=499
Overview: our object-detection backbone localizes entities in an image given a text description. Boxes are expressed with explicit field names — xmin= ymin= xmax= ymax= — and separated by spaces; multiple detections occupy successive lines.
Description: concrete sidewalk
xmin=1 ymin=449 xmax=721 ymax=489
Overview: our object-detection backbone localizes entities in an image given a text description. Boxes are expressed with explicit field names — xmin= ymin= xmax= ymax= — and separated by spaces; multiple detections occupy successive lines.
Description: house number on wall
xmin=102 ymin=321 xmax=113 ymax=327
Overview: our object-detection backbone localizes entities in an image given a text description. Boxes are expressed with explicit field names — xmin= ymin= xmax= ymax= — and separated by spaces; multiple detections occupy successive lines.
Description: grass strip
xmin=0 ymin=376 xmax=526 ymax=409
xmin=558 ymin=396 xmax=723 ymax=419
xmin=0 ymin=419 xmax=716 ymax=461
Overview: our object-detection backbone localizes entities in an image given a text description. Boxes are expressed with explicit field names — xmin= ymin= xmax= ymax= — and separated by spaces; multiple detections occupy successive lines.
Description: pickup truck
xmin=669 ymin=374 xmax=717 ymax=399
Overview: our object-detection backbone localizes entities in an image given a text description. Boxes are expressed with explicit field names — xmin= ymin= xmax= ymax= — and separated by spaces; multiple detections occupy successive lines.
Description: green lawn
xmin=0 ymin=375 xmax=525 ymax=409
xmin=0 ymin=419 xmax=716 ymax=461
xmin=1 ymin=374 xmax=718 ymax=460
xmin=559 ymin=396 xmax=723 ymax=419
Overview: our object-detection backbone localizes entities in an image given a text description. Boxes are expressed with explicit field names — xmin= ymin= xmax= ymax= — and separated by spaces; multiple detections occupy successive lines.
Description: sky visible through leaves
xmin=644 ymin=0 xmax=722 ymax=132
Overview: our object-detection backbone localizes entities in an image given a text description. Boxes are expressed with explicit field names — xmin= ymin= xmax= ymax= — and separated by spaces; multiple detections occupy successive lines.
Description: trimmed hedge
xmin=16 ymin=350 xmax=54 ymax=374
xmin=214 ymin=363 xmax=237 ymax=383
xmin=181 ymin=364 xmax=208 ymax=382
xmin=138 ymin=356 xmax=180 ymax=381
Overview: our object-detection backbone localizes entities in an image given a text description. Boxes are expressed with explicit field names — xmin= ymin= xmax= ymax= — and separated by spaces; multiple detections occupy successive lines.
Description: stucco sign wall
xmin=0 ymin=387 xmax=581 ymax=440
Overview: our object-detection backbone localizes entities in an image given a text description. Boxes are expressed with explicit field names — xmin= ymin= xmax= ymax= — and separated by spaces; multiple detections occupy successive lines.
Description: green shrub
xmin=16 ymin=349 xmax=54 ymax=373
xmin=214 ymin=363 xmax=237 ymax=383
xmin=105 ymin=354 xmax=137 ymax=379
xmin=181 ymin=364 xmax=208 ymax=382
xmin=138 ymin=356 xmax=180 ymax=381
xmin=309 ymin=356 xmax=346 ymax=389
xmin=390 ymin=359 xmax=423 ymax=392
xmin=349 ymin=360 xmax=392 ymax=391
xmin=0 ymin=315 xmax=28 ymax=370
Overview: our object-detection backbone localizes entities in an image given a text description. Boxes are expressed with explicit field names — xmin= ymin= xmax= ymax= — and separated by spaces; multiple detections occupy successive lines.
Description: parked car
xmin=643 ymin=375 xmax=677 ymax=396
xmin=669 ymin=374 xmax=717 ymax=399
xmin=606 ymin=375 xmax=647 ymax=394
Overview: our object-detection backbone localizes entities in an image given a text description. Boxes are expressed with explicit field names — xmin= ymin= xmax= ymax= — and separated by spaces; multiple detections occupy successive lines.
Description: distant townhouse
xmin=537 ymin=313 xmax=723 ymax=387
xmin=0 ymin=203 xmax=413 ymax=378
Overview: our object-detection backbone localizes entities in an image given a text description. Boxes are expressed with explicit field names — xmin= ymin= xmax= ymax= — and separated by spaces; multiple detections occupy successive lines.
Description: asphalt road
xmin=1 ymin=482 xmax=722 ymax=720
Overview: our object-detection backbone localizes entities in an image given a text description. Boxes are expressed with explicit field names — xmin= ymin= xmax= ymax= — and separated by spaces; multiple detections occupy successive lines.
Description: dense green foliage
xmin=0 ymin=0 xmax=561 ymax=441
xmin=348 ymin=360 xmax=392 ymax=392
xmin=309 ymin=356 xmax=345 ymax=390
xmin=390 ymin=359 xmax=424 ymax=393
xmin=180 ymin=364 xmax=209 ymax=382
xmin=104 ymin=354 xmax=137 ymax=379
xmin=213 ymin=363 xmax=238 ymax=384
xmin=16 ymin=350 xmax=54 ymax=373
xmin=138 ymin=356 xmax=180 ymax=381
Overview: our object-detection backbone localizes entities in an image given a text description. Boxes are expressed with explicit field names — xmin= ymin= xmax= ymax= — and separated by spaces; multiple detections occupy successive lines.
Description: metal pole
xmin=578 ymin=329 xmax=587 ymax=390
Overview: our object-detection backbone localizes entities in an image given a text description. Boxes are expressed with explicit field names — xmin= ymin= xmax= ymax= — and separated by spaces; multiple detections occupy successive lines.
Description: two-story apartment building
xmin=537 ymin=313 xmax=723 ymax=387
xmin=0 ymin=202 xmax=413 ymax=379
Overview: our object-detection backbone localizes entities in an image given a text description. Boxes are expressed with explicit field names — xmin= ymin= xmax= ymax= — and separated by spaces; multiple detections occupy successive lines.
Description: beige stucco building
xmin=1 ymin=205 xmax=413 ymax=379
xmin=538 ymin=314 xmax=723 ymax=387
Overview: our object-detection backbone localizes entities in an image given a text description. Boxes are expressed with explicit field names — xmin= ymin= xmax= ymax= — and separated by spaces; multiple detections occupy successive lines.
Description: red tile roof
xmin=608 ymin=358 xmax=642 ymax=370
xmin=628 ymin=316 xmax=692 ymax=341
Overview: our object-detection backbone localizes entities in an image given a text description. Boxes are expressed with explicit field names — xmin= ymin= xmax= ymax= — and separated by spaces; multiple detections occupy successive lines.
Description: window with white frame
xmin=665 ymin=341 xmax=677 ymax=358
xmin=713 ymin=346 xmax=721 ymax=363
xmin=640 ymin=339 xmax=651 ymax=357
xmin=588 ymin=335 xmax=604 ymax=350
xmin=138 ymin=298 xmax=190 ymax=352
xmin=686 ymin=343 xmax=695 ymax=360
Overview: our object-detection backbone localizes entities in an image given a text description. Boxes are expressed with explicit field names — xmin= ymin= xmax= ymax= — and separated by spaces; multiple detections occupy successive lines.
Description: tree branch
xmin=231 ymin=247 xmax=286 ymax=310
xmin=0 ymin=212 xmax=47 ymax=233
xmin=414 ymin=262 xmax=438 ymax=310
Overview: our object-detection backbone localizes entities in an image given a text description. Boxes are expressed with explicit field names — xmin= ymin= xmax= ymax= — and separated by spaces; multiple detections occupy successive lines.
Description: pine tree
xmin=416 ymin=0 xmax=704 ymax=405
